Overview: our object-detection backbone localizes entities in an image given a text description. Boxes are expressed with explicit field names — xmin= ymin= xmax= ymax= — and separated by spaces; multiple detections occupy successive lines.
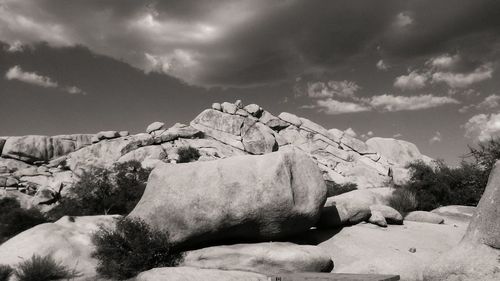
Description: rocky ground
xmin=0 ymin=100 xmax=497 ymax=281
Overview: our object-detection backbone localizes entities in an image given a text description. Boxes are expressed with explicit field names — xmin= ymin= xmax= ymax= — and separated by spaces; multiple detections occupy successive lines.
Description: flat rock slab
xmin=268 ymin=273 xmax=399 ymax=281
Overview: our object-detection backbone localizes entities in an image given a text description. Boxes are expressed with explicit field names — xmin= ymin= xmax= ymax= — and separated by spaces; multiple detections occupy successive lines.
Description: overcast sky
xmin=1 ymin=0 xmax=500 ymax=164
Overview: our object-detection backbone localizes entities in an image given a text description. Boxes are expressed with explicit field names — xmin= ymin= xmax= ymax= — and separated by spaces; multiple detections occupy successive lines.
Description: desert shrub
xmin=0 ymin=198 xmax=48 ymax=243
xmin=47 ymin=160 xmax=151 ymax=220
xmin=177 ymin=146 xmax=200 ymax=163
xmin=14 ymin=254 xmax=79 ymax=281
xmin=325 ymin=181 xmax=358 ymax=197
xmin=91 ymin=217 xmax=183 ymax=279
xmin=388 ymin=188 xmax=418 ymax=215
xmin=0 ymin=265 xmax=13 ymax=281
xmin=466 ymin=137 xmax=500 ymax=174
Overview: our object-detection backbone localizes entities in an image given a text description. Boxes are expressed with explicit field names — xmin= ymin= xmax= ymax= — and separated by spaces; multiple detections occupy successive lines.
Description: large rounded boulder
xmin=129 ymin=148 xmax=327 ymax=248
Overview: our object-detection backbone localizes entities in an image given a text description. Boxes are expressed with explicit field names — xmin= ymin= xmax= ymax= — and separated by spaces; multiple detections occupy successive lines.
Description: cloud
xmin=307 ymin=80 xmax=361 ymax=99
xmin=429 ymin=131 xmax=442 ymax=144
xmin=5 ymin=65 xmax=86 ymax=95
xmin=464 ymin=113 xmax=500 ymax=142
xmin=305 ymin=98 xmax=371 ymax=115
xmin=459 ymin=94 xmax=500 ymax=113
xmin=394 ymin=71 xmax=428 ymax=90
xmin=5 ymin=65 xmax=58 ymax=88
xmin=394 ymin=12 xmax=414 ymax=28
xmin=431 ymin=63 xmax=493 ymax=88
xmin=369 ymin=94 xmax=460 ymax=112
xmin=344 ymin=128 xmax=357 ymax=138
xmin=376 ymin=60 xmax=389 ymax=71
xmin=426 ymin=54 xmax=460 ymax=70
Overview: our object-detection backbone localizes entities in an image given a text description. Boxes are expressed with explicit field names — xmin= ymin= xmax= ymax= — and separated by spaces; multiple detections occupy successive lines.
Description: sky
xmin=1 ymin=0 xmax=500 ymax=165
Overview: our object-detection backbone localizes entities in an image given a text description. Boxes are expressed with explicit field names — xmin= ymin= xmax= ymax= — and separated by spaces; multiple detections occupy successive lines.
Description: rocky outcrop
xmin=424 ymin=160 xmax=500 ymax=281
xmin=182 ymin=242 xmax=333 ymax=274
xmin=0 ymin=215 xmax=120 ymax=280
xmin=135 ymin=267 xmax=268 ymax=281
xmin=128 ymin=149 xmax=327 ymax=248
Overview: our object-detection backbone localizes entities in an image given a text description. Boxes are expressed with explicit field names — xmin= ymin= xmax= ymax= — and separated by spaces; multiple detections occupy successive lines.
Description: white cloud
xmin=376 ymin=60 xmax=388 ymax=71
xmin=429 ymin=131 xmax=442 ymax=144
xmin=464 ymin=113 xmax=500 ymax=142
xmin=307 ymin=80 xmax=361 ymax=99
xmin=394 ymin=71 xmax=428 ymax=90
xmin=307 ymin=98 xmax=371 ymax=115
xmin=432 ymin=64 xmax=493 ymax=88
xmin=344 ymin=128 xmax=357 ymax=138
xmin=6 ymin=40 xmax=24 ymax=52
xmin=427 ymin=54 xmax=460 ymax=70
xmin=394 ymin=12 xmax=413 ymax=28
xmin=477 ymin=94 xmax=500 ymax=110
xmin=369 ymin=94 xmax=460 ymax=112
xmin=5 ymin=65 xmax=58 ymax=88
xmin=5 ymin=65 xmax=86 ymax=95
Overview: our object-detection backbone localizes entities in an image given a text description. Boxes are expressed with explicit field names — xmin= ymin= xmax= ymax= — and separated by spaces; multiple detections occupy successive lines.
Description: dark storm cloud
xmin=1 ymin=0 xmax=499 ymax=87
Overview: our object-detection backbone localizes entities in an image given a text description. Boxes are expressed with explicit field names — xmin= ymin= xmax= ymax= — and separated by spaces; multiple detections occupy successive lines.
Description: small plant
xmin=91 ymin=217 xmax=183 ymax=279
xmin=14 ymin=254 xmax=80 ymax=281
xmin=0 ymin=198 xmax=48 ymax=243
xmin=389 ymin=188 xmax=418 ymax=215
xmin=325 ymin=181 xmax=358 ymax=197
xmin=0 ymin=264 xmax=13 ymax=281
xmin=177 ymin=146 xmax=200 ymax=163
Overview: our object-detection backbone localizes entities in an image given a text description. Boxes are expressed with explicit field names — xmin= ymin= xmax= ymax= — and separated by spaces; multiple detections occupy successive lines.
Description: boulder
xmin=0 ymin=215 xmax=120 ymax=280
xmin=241 ymin=122 xmax=277 ymax=154
xmin=431 ymin=205 xmax=475 ymax=221
xmin=368 ymin=210 xmax=387 ymax=227
xmin=278 ymin=112 xmax=302 ymax=127
xmin=135 ymin=267 xmax=267 ymax=281
xmin=0 ymin=190 xmax=34 ymax=209
xmin=318 ymin=189 xmax=390 ymax=228
xmin=211 ymin=102 xmax=222 ymax=111
xmin=221 ymin=102 xmax=237 ymax=114
xmin=129 ymin=148 xmax=327 ymax=248
xmin=366 ymin=137 xmax=430 ymax=166
xmin=117 ymin=145 xmax=166 ymax=164
xmin=119 ymin=131 xmax=129 ymax=137
xmin=405 ymin=211 xmax=444 ymax=224
xmin=182 ymin=242 xmax=333 ymax=274
xmin=244 ymin=104 xmax=262 ymax=117
xmin=96 ymin=130 xmax=119 ymax=140
xmin=370 ymin=204 xmax=403 ymax=225
xmin=146 ymin=121 xmax=165 ymax=133
xmin=191 ymin=109 xmax=246 ymax=136
xmin=2 ymin=136 xmax=53 ymax=163
xmin=234 ymin=99 xmax=243 ymax=109
xmin=158 ymin=123 xmax=203 ymax=142
xmin=0 ymin=157 xmax=33 ymax=172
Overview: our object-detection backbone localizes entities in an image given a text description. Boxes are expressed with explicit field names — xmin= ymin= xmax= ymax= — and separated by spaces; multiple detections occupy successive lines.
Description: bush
xmin=325 ymin=181 xmax=357 ymax=197
xmin=0 ymin=198 xmax=48 ymax=243
xmin=177 ymin=146 xmax=200 ymax=163
xmin=388 ymin=188 xmax=418 ymax=215
xmin=14 ymin=254 xmax=79 ymax=281
xmin=47 ymin=160 xmax=151 ymax=220
xmin=91 ymin=217 xmax=183 ymax=279
xmin=0 ymin=265 xmax=13 ymax=281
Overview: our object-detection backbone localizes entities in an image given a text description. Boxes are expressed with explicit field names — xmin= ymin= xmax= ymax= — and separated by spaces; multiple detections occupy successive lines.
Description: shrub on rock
xmin=388 ymin=188 xmax=418 ymax=215
xmin=14 ymin=254 xmax=80 ymax=281
xmin=91 ymin=217 xmax=183 ymax=280
xmin=0 ymin=265 xmax=13 ymax=281
xmin=0 ymin=197 xmax=48 ymax=243
xmin=177 ymin=146 xmax=201 ymax=163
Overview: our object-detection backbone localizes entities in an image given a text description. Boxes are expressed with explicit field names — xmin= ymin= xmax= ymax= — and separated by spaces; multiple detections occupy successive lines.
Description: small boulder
xmin=119 ymin=131 xmax=129 ymax=137
xmin=244 ymin=104 xmax=263 ymax=117
xmin=234 ymin=99 xmax=243 ymax=109
xmin=370 ymin=204 xmax=403 ymax=225
xmin=368 ymin=210 xmax=388 ymax=227
xmin=242 ymin=122 xmax=277 ymax=154
xmin=97 ymin=130 xmax=119 ymax=140
xmin=146 ymin=121 xmax=165 ymax=134
xmin=278 ymin=112 xmax=302 ymax=127
xmin=405 ymin=211 xmax=444 ymax=224
xmin=211 ymin=102 xmax=222 ymax=111
xmin=221 ymin=102 xmax=237 ymax=114
xmin=182 ymin=242 xmax=333 ymax=274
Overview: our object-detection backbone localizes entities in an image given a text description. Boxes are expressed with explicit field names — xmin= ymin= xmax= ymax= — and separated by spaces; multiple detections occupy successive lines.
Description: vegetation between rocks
xmin=91 ymin=217 xmax=183 ymax=280
xmin=14 ymin=254 xmax=80 ymax=281
xmin=47 ymin=160 xmax=151 ymax=220
xmin=177 ymin=146 xmax=201 ymax=163
xmin=0 ymin=197 xmax=48 ymax=244
xmin=0 ymin=265 xmax=13 ymax=281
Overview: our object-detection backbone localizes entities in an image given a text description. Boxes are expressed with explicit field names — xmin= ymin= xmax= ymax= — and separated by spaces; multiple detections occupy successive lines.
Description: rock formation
xmin=128 ymin=148 xmax=327 ymax=248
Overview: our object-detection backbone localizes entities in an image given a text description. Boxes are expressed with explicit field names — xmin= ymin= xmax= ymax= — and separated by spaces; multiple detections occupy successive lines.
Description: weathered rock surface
xmin=405 ymin=211 xmax=445 ymax=224
xmin=182 ymin=242 xmax=333 ymax=274
xmin=431 ymin=205 xmax=475 ymax=222
xmin=366 ymin=137 xmax=428 ymax=167
xmin=368 ymin=210 xmax=388 ymax=227
xmin=146 ymin=121 xmax=165 ymax=133
xmin=424 ymin=161 xmax=500 ymax=281
xmin=0 ymin=215 xmax=120 ymax=280
xmin=135 ymin=267 xmax=268 ymax=281
xmin=370 ymin=204 xmax=403 ymax=225
xmin=129 ymin=148 xmax=327 ymax=248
